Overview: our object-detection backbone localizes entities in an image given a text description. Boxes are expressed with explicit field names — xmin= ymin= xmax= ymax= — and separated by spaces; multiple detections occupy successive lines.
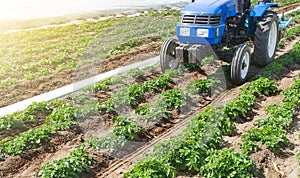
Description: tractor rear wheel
xmin=231 ymin=44 xmax=251 ymax=85
xmin=253 ymin=11 xmax=279 ymax=67
xmin=160 ymin=38 xmax=179 ymax=72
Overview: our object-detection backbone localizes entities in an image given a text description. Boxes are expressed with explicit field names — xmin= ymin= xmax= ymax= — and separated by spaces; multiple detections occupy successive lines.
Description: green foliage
xmin=127 ymin=68 xmax=143 ymax=78
xmin=84 ymin=135 xmax=127 ymax=153
xmin=56 ymin=61 xmax=77 ymax=72
xmin=48 ymin=99 xmax=67 ymax=108
xmin=242 ymin=77 xmax=279 ymax=96
xmin=0 ymin=77 xmax=17 ymax=89
xmin=0 ymin=101 xmax=49 ymax=131
xmin=159 ymin=88 xmax=187 ymax=109
xmin=241 ymin=126 xmax=288 ymax=154
xmin=186 ymin=79 xmax=219 ymax=95
xmin=94 ymin=77 xmax=113 ymax=91
xmin=224 ymin=77 xmax=279 ymax=120
xmin=260 ymin=63 xmax=283 ymax=78
xmin=126 ymin=105 xmax=256 ymax=177
xmin=135 ymin=104 xmax=150 ymax=116
xmin=124 ymin=158 xmax=176 ymax=178
xmin=163 ymin=68 xmax=184 ymax=78
xmin=224 ymin=93 xmax=255 ymax=120
xmin=200 ymin=149 xmax=257 ymax=178
xmin=128 ymin=84 xmax=144 ymax=107
xmin=0 ymin=104 xmax=76 ymax=156
xmin=46 ymin=106 xmax=77 ymax=123
xmin=241 ymin=78 xmax=300 ymax=154
xmin=281 ymin=79 xmax=300 ymax=107
xmin=76 ymin=100 xmax=100 ymax=117
xmin=100 ymin=73 xmax=173 ymax=113
xmin=112 ymin=115 xmax=144 ymax=141
xmin=0 ymin=8 xmax=179 ymax=89
xmin=143 ymin=66 xmax=155 ymax=72
xmin=200 ymin=55 xmax=215 ymax=66
xmin=37 ymin=148 xmax=92 ymax=178
xmin=142 ymin=75 xmax=173 ymax=92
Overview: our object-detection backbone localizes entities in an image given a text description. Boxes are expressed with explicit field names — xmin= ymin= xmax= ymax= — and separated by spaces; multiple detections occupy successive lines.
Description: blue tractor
xmin=160 ymin=0 xmax=292 ymax=85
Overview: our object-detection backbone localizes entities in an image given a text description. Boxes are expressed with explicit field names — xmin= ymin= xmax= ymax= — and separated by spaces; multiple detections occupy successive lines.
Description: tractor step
xmin=279 ymin=17 xmax=293 ymax=29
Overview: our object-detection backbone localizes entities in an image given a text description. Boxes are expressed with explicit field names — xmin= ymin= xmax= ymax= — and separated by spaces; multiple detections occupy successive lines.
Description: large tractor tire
xmin=231 ymin=44 xmax=251 ymax=85
xmin=160 ymin=38 xmax=179 ymax=72
xmin=253 ymin=11 xmax=279 ymax=67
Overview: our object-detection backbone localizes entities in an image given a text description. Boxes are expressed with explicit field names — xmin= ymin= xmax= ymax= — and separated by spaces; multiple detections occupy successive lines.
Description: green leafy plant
xmin=135 ymin=104 xmax=150 ymax=116
xmin=159 ymin=88 xmax=187 ymax=109
xmin=200 ymin=149 xmax=257 ymax=178
xmin=127 ymin=68 xmax=143 ymax=78
xmin=186 ymin=79 xmax=219 ymax=95
xmin=84 ymin=134 xmax=127 ymax=153
xmin=124 ymin=157 xmax=176 ymax=178
xmin=37 ymin=148 xmax=92 ymax=178
xmin=241 ymin=78 xmax=300 ymax=154
xmin=112 ymin=115 xmax=144 ymax=141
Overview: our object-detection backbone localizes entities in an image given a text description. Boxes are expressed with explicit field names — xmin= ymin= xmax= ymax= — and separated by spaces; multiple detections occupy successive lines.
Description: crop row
xmin=0 ymin=73 xmax=121 ymax=132
xmin=124 ymin=77 xmax=279 ymax=177
xmin=37 ymin=148 xmax=92 ymax=177
xmin=251 ymin=0 xmax=299 ymax=7
xmin=0 ymin=66 xmax=172 ymax=157
xmin=241 ymin=76 xmax=300 ymax=154
xmin=260 ymin=39 xmax=300 ymax=79
xmin=0 ymin=100 xmax=77 ymax=157
xmin=33 ymin=63 xmax=221 ymax=176
xmin=6 ymin=39 xmax=297 ymax=176
xmin=236 ymin=38 xmax=300 ymax=157
xmin=0 ymin=10 xmax=180 ymax=89
xmin=85 ymin=73 xmax=219 ymax=152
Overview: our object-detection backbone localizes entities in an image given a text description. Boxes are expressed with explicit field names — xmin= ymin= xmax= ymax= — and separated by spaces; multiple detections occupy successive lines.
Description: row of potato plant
xmin=124 ymin=76 xmax=279 ymax=177
xmin=0 ymin=9 xmax=180 ymax=88
xmin=85 ymin=66 xmax=222 ymax=152
xmin=0 ymin=101 xmax=49 ymax=131
xmin=124 ymin=107 xmax=255 ymax=177
xmin=100 ymin=68 xmax=183 ymax=112
xmin=0 ymin=74 xmax=122 ymax=132
xmin=241 ymin=76 xmax=300 ymax=154
xmin=36 ymin=148 xmax=92 ymax=178
xmin=84 ymin=87 xmax=188 ymax=153
xmin=0 ymin=67 xmax=168 ymax=157
xmin=0 ymin=100 xmax=77 ymax=157
xmin=260 ymin=40 xmax=300 ymax=79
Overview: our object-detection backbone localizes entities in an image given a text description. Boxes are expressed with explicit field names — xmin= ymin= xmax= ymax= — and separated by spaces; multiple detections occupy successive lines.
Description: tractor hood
xmin=181 ymin=0 xmax=236 ymax=17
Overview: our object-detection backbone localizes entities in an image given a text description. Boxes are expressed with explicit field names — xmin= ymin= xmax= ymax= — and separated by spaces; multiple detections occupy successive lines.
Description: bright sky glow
xmin=0 ymin=0 xmax=189 ymax=20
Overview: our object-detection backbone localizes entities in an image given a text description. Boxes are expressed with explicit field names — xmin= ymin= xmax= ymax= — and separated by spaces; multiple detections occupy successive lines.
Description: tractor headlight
xmin=196 ymin=28 xmax=209 ymax=37
xmin=180 ymin=27 xmax=190 ymax=36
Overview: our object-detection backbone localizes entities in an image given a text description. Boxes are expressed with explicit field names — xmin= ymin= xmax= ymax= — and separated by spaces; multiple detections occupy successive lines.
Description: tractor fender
xmin=250 ymin=2 xmax=278 ymax=17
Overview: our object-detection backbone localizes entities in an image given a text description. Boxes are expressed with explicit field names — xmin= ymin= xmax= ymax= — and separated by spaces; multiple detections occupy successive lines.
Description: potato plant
xmin=37 ymin=148 xmax=92 ymax=178
xmin=0 ymin=101 xmax=49 ymax=131
xmin=186 ymin=79 xmax=219 ymax=95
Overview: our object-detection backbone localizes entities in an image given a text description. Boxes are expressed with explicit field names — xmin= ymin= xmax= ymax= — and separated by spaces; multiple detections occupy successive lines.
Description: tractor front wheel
xmin=253 ymin=11 xmax=279 ymax=67
xmin=160 ymin=38 xmax=179 ymax=72
xmin=231 ymin=44 xmax=251 ymax=85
